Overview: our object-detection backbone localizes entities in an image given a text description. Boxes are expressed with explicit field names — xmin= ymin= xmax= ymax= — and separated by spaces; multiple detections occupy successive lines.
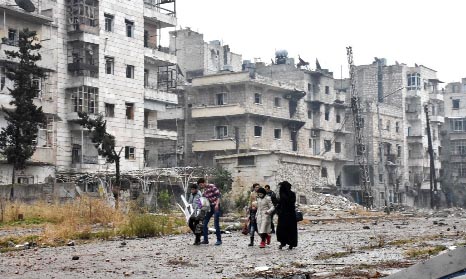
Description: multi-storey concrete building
xmin=169 ymin=28 xmax=242 ymax=80
xmin=0 ymin=0 xmax=179 ymax=185
xmin=440 ymin=78 xmax=466 ymax=207
xmin=339 ymin=61 xmax=444 ymax=207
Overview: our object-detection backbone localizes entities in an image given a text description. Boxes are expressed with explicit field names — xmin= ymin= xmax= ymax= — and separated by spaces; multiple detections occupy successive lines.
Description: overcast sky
xmin=175 ymin=0 xmax=464 ymax=85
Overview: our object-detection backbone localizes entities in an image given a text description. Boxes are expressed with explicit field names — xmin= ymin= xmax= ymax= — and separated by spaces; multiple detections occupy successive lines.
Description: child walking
xmin=248 ymin=201 xmax=258 ymax=246
xmin=256 ymin=187 xmax=275 ymax=248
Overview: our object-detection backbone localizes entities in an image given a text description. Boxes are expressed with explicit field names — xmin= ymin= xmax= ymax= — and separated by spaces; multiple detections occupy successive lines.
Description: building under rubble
xmin=0 ymin=0 xmax=179 ymax=186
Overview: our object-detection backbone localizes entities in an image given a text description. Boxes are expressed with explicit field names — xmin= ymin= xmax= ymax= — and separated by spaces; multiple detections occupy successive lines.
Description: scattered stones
xmin=363 ymin=226 xmax=370 ymax=230
xmin=72 ymin=256 xmax=79 ymax=260
xmin=67 ymin=241 xmax=75 ymax=247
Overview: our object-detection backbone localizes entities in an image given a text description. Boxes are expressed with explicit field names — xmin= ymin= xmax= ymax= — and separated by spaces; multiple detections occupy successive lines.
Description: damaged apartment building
xmin=338 ymin=60 xmax=444 ymax=207
xmin=165 ymin=50 xmax=352 ymax=203
xmin=440 ymin=79 xmax=466 ymax=207
xmin=0 ymin=0 xmax=179 ymax=186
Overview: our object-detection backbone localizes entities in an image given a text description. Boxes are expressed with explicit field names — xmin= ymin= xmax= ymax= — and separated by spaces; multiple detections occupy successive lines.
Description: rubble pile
xmin=299 ymin=192 xmax=362 ymax=212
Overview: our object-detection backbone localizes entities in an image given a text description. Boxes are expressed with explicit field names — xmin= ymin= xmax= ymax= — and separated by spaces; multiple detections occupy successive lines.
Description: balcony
xmin=33 ymin=98 xmax=56 ymax=115
xmin=143 ymin=0 xmax=177 ymax=28
xmin=406 ymin=90 xmax=422 ymax=98
xmin=144 ymin=87 xmax=177 ymax=105
xmin=0 ymin=43 xmax=55 ymax=71
xmin=30 ymin=147 xmax=56 ymax=165
xmin=191 ymin=104 xmax=246 ymax=119
xmin=408 ymin=157 xmax=428 ymax=168
xmin=157 ymin=106 xmax=184 ymax=120
xmin=144 ymin=122 xmax=177 ymax=140
xmin=430 ymin=115 xmax=444 ymax=123
xmin=67 ymin=76 xmax=99 ymax=88
xmin=144 ymin=47 xmax=176 ymax=65
xmin=407 ymin=134 xmax=423 ymax=144
xmin=429 ymin=92 xmax=444 ymax=102
xmin=192 ymin=139 xmax=236 ymax=152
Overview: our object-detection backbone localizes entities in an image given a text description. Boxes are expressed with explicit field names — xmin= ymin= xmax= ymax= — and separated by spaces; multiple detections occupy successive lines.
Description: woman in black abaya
xmin=276 ymin=181 xmax=298 ymax=250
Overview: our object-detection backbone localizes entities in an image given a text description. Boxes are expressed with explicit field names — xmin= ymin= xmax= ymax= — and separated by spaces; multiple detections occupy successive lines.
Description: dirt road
xmin=1 ymin=215 xmax=465 ymax=278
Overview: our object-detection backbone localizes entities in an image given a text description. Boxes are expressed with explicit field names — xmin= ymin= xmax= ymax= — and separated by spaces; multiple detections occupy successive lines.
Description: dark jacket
xmin=276 ymin=182 xmax=298 ymax=247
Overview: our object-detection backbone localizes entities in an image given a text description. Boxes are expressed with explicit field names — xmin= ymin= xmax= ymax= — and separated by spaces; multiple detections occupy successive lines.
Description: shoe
xmin=201 ymin=240 xmax=209 ymax=244
xmin=259 ymin=241 xmax=266 ymax=248
xmin=193 ymin=241 xmax=200 ymax=245
xmin=214 ymin=240 xmax=222 ymax=246
xmin=266 ymin=234 xmax=271 ymax=245
xmin=288 ymin=246 xmax=293 ymax=250
xmin=248 ymin=237 xmax=254 ymax=246
xmin=278 ymin=244 xmax=285 ymax=250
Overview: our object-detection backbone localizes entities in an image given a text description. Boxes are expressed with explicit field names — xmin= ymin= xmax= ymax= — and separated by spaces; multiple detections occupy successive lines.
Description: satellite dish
xmin=15 ymin=0 xmax=36 ymax=13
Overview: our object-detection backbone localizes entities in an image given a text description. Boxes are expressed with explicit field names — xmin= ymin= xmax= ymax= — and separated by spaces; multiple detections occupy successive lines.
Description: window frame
xmin=274 ymin=128 xmax=282 ymax=139
xmin=254 ymin=125 xmax=262 ymax=137
xmin=125 ymin=19 xmax=134 ymax=38
xmin=215 ymin=125 xmax=228 ymax=139
xmin=105 ymin=56 xmax=114 ymax=75
xmin=105 ymin=103 xmax=115 ymax=118
xmin=125 ymin=102 xmax=134 ymax=120
xmin=254 ymin=93 xmax=262 ymax=105
xmin=125 ymin=146 xmax=136 ymax=160
xmin=104 ymin=13 xmax=114 ymax=32
xmin=126 ymin=65 xmax=134 ymax=79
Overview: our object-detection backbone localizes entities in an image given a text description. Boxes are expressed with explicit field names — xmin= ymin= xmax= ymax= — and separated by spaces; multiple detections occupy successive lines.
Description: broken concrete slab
xmin=386 ymin=247 xmax=466 ymax=279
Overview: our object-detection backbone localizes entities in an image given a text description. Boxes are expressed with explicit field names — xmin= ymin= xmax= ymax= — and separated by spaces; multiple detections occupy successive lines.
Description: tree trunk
xmin=114 ymin=156 xmax=120 ymax=209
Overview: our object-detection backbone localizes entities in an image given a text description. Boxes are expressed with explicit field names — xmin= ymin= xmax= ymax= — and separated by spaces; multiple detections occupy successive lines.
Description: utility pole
xmin=347 ymin=47 xmax=372 ymax=208
xmin=424 ymin=105 xmax=438 ymax=209
xmin=375 ymin=58 xmax=388 ymax=208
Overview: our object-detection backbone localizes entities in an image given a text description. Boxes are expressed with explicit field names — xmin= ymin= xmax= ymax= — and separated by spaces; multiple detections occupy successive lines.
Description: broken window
xmin=17 ymin=176 xmax=33 ymax=184
xmin=299 ymin=195 xmax=307 ymax=205
xmin=216 ymin=93 xmax=226 ymax=105
xmin=395 ymin=121 xmax=400 ymax=133
xmin=238 ymin=156 xmax=255 ymax=166
xmin=336 ymin=114 xmax=341 ymax=123
xmin=7 ymin=29 xmax=17 ymax=45
xmin=215 ymin=126 xmax=228 ymax=139
xmin=125 ymin=146 xmax=136 ymax=160
xmin=254 ymin=126 xmax=262 ymax=137
xmin=386 ymin=120 xmax=391 ymax=131
xmin=125 ymin=103 xmax=134 ymax=120
xmin=453 ymin=99 xmax=460 ymax=109
xmin=307 ymin=83 xmax=312 ymax=92
xmin=105 ymin=103 xmax=114 ymax=117
xmin=274 ymin=129 xmax=281 ymax=139
xmin=104 ymin=13 xmax=114 ymax=32
xmin=126 ymin=65 xmax=134 ymax=79
xmin=357 ymin=144 xmax=366 ymax=156
xmin=254 ymin=93 xmax=262 ymax=104
xmin=324 ymin=140 xmax=332 ymax=152
xmin=66 ymin=0 xmax=99 ymax=32
xmin=308 ymin=138 xmax=312 ymax=148
xmin=144 ymin=69 xmax=149 ymax=87
xmin=307 ymin=110 xmax=312 ymax=119
xmin=125 ymin=19 xmax=134 ymax=37
xmin=31 ymin=77 xmax=43 ymax=98
xmin=324 ymin=105 xmax=330 ymax=121
xmin=321 ymin=167 xmax=328 ymax=178
xmin=274 ymin=97 xmax=281 ymax=107
xmin=105 ymin=57 xmax=114 ymax=75
xmin=71 ymin=86 xmax=98 ymax=114
xmin=72 ymin=144 xmax=81 ymax=164
xmin=144 ymin=30 xmax=149 ymax=48
xmin=325 ymin=86 xmax=330 ymax=94
xmin=397 ymin=145 xmax=402 ymax=157
xmin=335 ymin=142 xmax=341 ymax=153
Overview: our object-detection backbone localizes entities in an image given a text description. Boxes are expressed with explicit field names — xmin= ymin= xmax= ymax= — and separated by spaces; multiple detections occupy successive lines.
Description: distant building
xmin=441 ymin=78 xmax=466 ymax=207
xmin=340 ymin=61 xmax=444 ymax=207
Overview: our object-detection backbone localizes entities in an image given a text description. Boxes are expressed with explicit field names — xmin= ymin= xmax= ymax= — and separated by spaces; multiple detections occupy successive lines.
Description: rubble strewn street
xmin=1 ymin=204 xmax=465 ymax=278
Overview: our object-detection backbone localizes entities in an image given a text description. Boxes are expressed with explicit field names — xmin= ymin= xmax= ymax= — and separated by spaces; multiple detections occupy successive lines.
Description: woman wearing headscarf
xmin=255 ymin=187 xmax=275 ymax=248
xmin=276 ymin=181 xmax=298 ymax=250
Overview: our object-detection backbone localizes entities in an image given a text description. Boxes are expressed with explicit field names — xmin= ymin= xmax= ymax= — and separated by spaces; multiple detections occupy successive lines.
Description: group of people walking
xmin=186 ymin=178 xmax=298 ymax=250
xmin=247 ymin=181 xmax=298 ymax=250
